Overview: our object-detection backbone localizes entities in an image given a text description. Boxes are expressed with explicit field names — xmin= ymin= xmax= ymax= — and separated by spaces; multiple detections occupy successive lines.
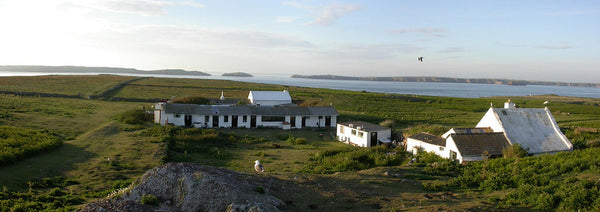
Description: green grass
xmin=0 ymin=76 xmax=599 ymax=211
xmin=0 ymin=75 xmax=137 ymax=97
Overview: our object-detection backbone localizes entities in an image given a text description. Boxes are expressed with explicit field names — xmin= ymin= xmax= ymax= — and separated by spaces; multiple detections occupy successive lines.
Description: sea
xmin=1 ymin=71 xmax=599 ymax=99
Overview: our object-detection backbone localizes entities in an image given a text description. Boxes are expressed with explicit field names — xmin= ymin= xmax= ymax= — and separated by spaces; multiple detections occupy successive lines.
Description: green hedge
xmin=0 ymin=126 xmax=62 ymax=166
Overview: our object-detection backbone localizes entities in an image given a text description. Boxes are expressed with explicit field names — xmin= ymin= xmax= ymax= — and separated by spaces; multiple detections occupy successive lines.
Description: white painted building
xmin=154 ymin=102 xmax=338 ymax=129
xmin=337 ymin=121 xmax=392 ymax=147
xmin=248 ymin=90 xmax=292 ymax=106
xmin=406 ymin=131 xmax=510 ymax=163
xmin=476 ymin=100 xmax=573 ymax=154
xmin=406 ymin=132 xmax=447 ymax=156
xmin=405 ymin=100 xmax=573 ymax=163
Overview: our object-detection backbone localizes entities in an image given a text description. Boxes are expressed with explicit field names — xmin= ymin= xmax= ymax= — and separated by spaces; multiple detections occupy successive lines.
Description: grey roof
xmin=248 ymin=91 xmax=292 ymax=101
xmin=308 ymin=107 xmax=339 ymax=116
xmin=163 ymin=103 xmax=337 ymax=116
xmin=163 ymin=104 xmax=212 ymax=115
xmin=450 ymin=132 xmax=510 ymax=157
xmin=339 ymin=121 xmax=390 ymax=132
xmin=409 ymin=132 xmax=446 ymax=147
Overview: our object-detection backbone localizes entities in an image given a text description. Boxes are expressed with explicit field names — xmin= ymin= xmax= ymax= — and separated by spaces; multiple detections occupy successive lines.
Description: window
xmin=224 ymin=116 xmax=229 ymax=122
xmin=205 ymin=116 xmax=209 ymax=121
xmin=262 ymin=116 xmax=285 ymax=122
xmin=243 ymin=115 xmax=247 ymax=122
xmin=351 ymin=129 xmax=357 ymax=135
xmin=439 ymin=147 xmax=445 ymax=151
xmin=358 ymin=132 xmax=364 ymax=138
xmin=339 ymin=126 xmax=344 ymax=134
xmin=175 ymin=114 xmax=181 ymax=118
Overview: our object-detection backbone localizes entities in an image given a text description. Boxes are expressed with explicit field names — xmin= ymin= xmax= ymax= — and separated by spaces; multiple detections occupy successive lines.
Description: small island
xmin=221 ymin=72 xmax=253 ymax=77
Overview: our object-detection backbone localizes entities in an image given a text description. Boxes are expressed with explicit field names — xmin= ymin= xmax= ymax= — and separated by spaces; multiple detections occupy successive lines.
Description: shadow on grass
xmin=0 ymin=142 xmax=94 ymax=189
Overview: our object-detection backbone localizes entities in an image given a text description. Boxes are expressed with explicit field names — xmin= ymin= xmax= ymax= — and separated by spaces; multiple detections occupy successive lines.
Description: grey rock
xmin=80 ymin=163 xmax=285 ymax=212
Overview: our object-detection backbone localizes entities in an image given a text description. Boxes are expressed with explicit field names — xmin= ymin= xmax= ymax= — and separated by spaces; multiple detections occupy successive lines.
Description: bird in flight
xmin=418 ymin=57 xmax=424 ymax=62
xmin=254 ymin=160 xmax=265 ymax=173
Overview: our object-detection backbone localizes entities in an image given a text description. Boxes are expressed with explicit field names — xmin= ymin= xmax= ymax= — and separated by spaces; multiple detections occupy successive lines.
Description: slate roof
xmin=248 ymin=91 xmax=292 ymax=101
xmin=339 ymin=121 xmax=390 ymax=132
xmin=409 ymin=132 xmax=446 ymax=147
xmin=477 ymin=107 xmax=572 ymax=154
xmin=163 ymin=103 xmax=337 ymax=116
xmin=450 ymin=132 xmax=510 ymax=157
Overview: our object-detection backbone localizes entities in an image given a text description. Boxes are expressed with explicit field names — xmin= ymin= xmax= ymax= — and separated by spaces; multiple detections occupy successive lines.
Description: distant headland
xmin=291 ymin=74 xmax=600 ymax=88
xmin=0 ymin=65 xmax=211 ymax=76
xmin=221 ymin=72 xmax=253 ymax=77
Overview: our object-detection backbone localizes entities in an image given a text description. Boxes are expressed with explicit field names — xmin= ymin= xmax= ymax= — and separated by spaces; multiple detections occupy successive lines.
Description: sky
xmin=0 ymin=0 xmax=598 ymax=83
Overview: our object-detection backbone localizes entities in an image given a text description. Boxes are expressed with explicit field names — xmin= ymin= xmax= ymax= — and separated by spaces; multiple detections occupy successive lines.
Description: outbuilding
xmin=337 ymin=121 xmax=392 ymax=147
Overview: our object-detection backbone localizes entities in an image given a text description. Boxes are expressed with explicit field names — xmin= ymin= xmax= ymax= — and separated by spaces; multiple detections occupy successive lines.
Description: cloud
xmin=275 ymin=16 xmax=300 ymax=23
xmin=323 ymin=43 xmax=423 ymax=60
xmin=68 ymin=0 xmax=203 ymax=16
xmin=307 ymin=2 xmax=362 ymax=26
xmin=84 ymin=24 xmax=315 ymax=51
xmin=534 ymin=45 xmax=574 ymax=50
xmin=496 ymin=42 xmax=574 ymax=50
xmin=439 ymin=47 xmax=464 ymax=53
xmin=388 ymin=27 xmax=448 ymax=37
xmin=284 ymin=1 xmax=362 ymax=26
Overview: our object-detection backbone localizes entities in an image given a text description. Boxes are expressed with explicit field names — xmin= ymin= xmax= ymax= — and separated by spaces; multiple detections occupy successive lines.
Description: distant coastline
xmin=291 ymin=74 xmax=600 ymax=88
xmin=0 ymin=65 xmax=211 ymax=76
xmin=221 ymin=72 xmax=253 ymax=77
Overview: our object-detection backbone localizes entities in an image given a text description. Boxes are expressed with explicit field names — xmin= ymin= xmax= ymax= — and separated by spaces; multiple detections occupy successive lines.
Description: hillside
xmin=0 ymin=65 xmax=210 ymax=76
xmin=222 ymin=72 xmax=254 ymax=77
xmin=0 ymin=75 xmax=599 ymax=211
xmin=291 ymin=74 xmax=600 ymax=88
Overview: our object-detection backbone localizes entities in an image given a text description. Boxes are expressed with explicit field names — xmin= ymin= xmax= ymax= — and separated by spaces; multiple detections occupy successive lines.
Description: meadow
xmin=0 ymin=75 xmax=599 ymax=211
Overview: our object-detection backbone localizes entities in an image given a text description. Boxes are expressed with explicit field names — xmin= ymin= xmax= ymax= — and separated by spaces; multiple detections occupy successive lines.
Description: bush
xmin=302 ymin=146 xmax=407 ymax=174
xmin=171 ymin=96 xmax=210 ymax=105
xmin=285 ymin=135 xmax=307 ymax=145
xmin=114 ymin=108 xmax=151 ymax=125
xmin=0 ymin=126 xmax=62 ymax=166
xmin=502 ymin=143 xmax=528 ymax=159
xmin=141 ymin=194 xmax=159 ymax=206
xmin=379 ymin=119 xmax=395 ymax=128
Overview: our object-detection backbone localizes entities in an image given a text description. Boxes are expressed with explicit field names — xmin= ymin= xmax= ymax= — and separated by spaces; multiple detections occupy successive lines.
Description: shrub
xmin=379 ymin=119 xmax=395 ymax=128
xmin=141 ymin=194 xmax=159 ymax=206
xmin=114 ymin=108 xmax=151 ymax=125
xmin=171 ymin=96 xmax=210 ymax=105
xmin=302 ymin=146 xmax=407 ymax=174
xmin=502 ymin=143 xmax=528 ymax=159
xmin=0 ymin=126 xmax=62 ymax=166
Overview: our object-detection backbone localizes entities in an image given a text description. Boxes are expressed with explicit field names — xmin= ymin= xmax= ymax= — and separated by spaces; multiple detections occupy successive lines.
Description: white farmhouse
xmin=248 ymin=90 xmax=292 ymax=106
xmin=406 ymin=132 xmax=447 ymax=156
xmin=405 ymin=100 xmax=573 ymax=163
xmin=476 ymin=100 xmax=573 ymax=154
xmin=337 ymin=121 xmax=392 ymax=147
xmin=445 ymin=132 xmax=510 ymax=163
xmin=154 ymin=102 xmax=338 ymax=129
xmin=406 ymin=131 xmax=510 ymax=163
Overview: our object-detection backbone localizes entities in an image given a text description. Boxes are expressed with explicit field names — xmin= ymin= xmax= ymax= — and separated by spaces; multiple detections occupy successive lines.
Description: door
xmin=325 ymin=116 xmax=331 ymax=127
xmin=290 ymin=116 xmax=296 ymax=128
xmin=184 ymin=115 xmax=192 ymax=127
xmin=232 ymin=115 xmax=238 ymax=128
xmin=213 ymin=116 xmax=219 ymax=128
xmin=370 ymin=132 xmax=378 ymax=147
xmin=250 ymin=116 xmax=257 ymax=128
xmin=301 ymin=116 xmax=306 ymax=128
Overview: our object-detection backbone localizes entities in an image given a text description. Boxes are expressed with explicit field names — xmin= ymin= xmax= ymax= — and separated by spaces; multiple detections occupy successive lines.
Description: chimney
xmin=504 ymin=99 xmax=516 ymax=109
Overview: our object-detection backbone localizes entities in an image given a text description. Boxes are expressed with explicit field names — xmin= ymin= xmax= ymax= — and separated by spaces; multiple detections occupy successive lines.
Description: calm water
xmin=205 ymin=75 xmax=600 ymax=99
xmin=1 ymin=71 xmax=599 ymax=98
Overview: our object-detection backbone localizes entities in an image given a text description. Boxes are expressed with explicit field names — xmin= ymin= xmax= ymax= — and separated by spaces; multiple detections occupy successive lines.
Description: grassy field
xmin=0 ymin=75 xmax=599 ymax=211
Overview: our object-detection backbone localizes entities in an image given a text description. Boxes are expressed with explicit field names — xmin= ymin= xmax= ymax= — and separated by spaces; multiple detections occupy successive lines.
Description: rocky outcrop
xmin=80 ymin=163 xmax=285 ymax=212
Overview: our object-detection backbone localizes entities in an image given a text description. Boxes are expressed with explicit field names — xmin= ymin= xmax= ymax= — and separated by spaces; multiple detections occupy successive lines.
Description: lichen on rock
xmin=80 ymin=163 xmax=285 ymax=212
